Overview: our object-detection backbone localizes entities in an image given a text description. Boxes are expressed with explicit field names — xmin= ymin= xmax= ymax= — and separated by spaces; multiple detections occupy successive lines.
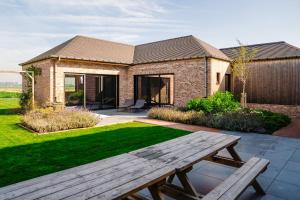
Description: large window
xmin=134 ymin=74 xmax=174 ymax=106
xmin=64 ymin=74 xmax=84 ymax=106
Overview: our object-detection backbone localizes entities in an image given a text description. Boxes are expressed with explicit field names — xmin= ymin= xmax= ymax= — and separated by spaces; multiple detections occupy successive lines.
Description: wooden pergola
xmin=0 ymin=70 xmax=35 ymax=107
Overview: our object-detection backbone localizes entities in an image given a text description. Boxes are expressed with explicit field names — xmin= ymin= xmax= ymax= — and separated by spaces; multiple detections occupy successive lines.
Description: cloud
xmin=0 ymin=0 xmax=185 ymax=83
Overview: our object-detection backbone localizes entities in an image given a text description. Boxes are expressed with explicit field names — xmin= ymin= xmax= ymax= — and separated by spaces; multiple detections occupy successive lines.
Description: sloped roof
xmin=220 ymin=41 xmax=300 ymax=61
xmin=133 ymin=35 xmax=230 ymax=64
xmin=22 ymin=35 xmax=135 ymax=65
xmin=21 ymin=35 xmax=230 ymax=65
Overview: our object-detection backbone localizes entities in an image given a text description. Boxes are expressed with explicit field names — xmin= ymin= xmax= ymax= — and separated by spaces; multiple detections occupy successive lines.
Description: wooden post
xmin=83 ymin=74 xmax=86 ymax=108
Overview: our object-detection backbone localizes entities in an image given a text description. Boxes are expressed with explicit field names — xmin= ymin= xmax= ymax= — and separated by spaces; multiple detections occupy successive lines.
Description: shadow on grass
xmin=0 ymin=125 xmax=189 ymax=187
xmin=0 ymin=108 xmax=21 ymax=115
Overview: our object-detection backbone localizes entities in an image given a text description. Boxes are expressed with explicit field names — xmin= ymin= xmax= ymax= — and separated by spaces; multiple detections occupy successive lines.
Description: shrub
xmin=148 ymin=107 xmax=204 ymax=124
xmin=68 ymin=91 xmax=83 ymax=101
xmin=199 ymin=109 xmax=263 ymax=132
xmin=254 ymin=109 xmax=291 ymax=133
xmin=187 ymin=91 xmax=240 ymax=113
xmin=22 ymin=108 xmax=99 ymax=133
xmin=19 ymin=92 xmax=33 ymax=112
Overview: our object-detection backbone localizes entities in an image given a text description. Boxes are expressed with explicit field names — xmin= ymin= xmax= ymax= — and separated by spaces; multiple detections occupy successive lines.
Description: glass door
xmin=95 ymin=75 xmax=117 ymax=109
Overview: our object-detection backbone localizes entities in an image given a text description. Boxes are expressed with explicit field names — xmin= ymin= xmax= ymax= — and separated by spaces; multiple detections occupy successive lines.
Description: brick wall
xmin=22 ymin=59 xmax=53 ymax=105
xmin=127 ymin=59 xmax=207 ymax=107
xmin=56 ymin=60 xmax=128 ymax=105
xmin=247 ymin=103 xmax=300 ymax=118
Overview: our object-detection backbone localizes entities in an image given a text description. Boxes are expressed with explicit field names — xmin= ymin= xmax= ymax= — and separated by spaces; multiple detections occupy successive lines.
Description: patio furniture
xmin=0 ymin=131 xmax=269 ymax=200
xmin=117 ymin=99 xmax=134 ymax=111
xmin=129 ymin=99 xmax=146 ymax=112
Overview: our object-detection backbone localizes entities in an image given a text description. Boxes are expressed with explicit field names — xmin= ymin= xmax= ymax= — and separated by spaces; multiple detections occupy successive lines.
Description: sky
xmin=0 ymin=0 xmax=299 ymax=83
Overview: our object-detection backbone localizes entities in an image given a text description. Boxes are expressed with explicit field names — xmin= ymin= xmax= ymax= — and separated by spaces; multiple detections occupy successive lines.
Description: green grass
xmin=0 ymin=91 xmax=21 ymax=98
xmin=0 ymin=99 xmax=190 ymax=187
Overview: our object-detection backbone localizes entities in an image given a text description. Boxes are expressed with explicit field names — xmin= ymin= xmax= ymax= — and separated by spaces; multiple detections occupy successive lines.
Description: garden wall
xmin=247 ymin=103 xmax=300 ymax=118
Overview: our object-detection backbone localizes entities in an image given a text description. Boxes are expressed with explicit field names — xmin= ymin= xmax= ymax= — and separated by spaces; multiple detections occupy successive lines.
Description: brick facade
xmin=23 ymin=57 xmax=231 ymax=108
xmin=128 ymin=59 xmax=207 ymax=107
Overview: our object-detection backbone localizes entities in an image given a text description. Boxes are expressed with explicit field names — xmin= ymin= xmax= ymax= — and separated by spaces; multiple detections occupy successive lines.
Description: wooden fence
xmin=233 ymin=58 xmax=300 ymax=105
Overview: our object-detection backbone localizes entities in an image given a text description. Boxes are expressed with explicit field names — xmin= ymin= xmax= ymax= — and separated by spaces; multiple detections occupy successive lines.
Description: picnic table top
xmin=0 ymin=131 xmax=240 ymax=200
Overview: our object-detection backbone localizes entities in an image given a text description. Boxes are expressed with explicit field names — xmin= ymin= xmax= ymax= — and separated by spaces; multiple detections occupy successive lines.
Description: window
xmin=65 ymin=77 xmax=76 ymax=92
xmin=216 ymin=72 xmax=220 ymax=84
xmin=134 ymin=74 xmax=174 ymax=106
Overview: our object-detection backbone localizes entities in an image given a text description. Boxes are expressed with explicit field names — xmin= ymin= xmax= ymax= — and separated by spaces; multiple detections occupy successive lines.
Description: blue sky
xmin=0 ymin=0 xmax=300 ymax=82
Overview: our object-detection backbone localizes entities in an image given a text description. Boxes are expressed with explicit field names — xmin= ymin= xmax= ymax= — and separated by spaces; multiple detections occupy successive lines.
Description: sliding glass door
xmin=65 ymin=74 xmax=118 ymax=109
xmin=134 ymin=74 xmax=174 ymax=107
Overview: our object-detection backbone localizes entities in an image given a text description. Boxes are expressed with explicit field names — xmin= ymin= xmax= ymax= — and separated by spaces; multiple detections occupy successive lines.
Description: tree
xmin=231 ymin=40 xmax=257 ymax=107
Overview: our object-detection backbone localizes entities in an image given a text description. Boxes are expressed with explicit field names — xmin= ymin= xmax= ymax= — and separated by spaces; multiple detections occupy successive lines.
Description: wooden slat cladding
xmin=233 ymin=58 xmax=300 ymax=105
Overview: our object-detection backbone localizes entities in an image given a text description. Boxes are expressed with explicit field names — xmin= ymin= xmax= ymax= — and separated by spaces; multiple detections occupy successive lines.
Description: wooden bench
xmin=202 ymin=157 xmax=269 ymax=200
xmin=0 ymin=131 xmax=269 ymax=200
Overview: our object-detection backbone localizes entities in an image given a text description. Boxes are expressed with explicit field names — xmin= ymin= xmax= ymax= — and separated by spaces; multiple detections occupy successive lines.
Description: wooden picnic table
xmin=0 ymin=131 xmax=269 ymax=200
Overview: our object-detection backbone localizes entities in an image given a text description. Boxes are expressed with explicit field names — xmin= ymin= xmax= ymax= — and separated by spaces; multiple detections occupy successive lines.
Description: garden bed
xmin=21 ymin=108 xmax=100 ymax=133
xmin=148 ymin=92 xmax=291 ymax=134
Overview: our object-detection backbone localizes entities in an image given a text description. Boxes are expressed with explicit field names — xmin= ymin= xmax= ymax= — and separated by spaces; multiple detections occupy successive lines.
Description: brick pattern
xmin=247 ymin=103 xmax=300 ymax=118
xmin=127 ymin=59 xmax=207 ymax=107
xmin=55 ymin=60 xmax=128 ymax=105
xmin=23 ymin=58 xmax=232 ymax=108
xmin=22 ymin=59 xmax=53 ymax=105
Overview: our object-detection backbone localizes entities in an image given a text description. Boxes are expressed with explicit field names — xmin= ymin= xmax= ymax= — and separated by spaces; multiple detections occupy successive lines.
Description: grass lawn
xmin=0 ymin=98 xmax=190 ymax=187
xmin=0 ymin=91 xmax=21 ymax=98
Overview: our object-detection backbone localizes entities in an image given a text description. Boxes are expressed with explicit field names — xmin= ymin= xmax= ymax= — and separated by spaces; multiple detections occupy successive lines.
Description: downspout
xmin=204 ymin=56 xmax=209 ymax=97
xmin=53 ymin=56 xmax=60 ymax=103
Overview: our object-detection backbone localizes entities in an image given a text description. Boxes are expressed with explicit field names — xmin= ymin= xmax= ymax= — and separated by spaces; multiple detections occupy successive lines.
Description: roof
xmin=133 ymin=35 xmax=230 ymax=64
xmin=21 ymin=35 xmax=230 ymax=65
xmin=220 ymin=41 xmax=300 ymax=61
xmin=21 ymin=35 xmax=135 ymax=65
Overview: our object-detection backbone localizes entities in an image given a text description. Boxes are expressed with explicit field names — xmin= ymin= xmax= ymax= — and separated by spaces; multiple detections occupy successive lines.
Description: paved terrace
xmin=93 ymin=110 xmax=300 ymax=199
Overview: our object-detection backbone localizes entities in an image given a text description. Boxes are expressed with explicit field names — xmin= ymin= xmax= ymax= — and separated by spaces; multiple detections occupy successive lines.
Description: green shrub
xmin=254 ymin=109 xmax=291 ymax=133
xmin=148 ymin=107 xmax=204 ymax=124
xmin=199 ymin=109 xmax=263 ymax=132
xmin=19 ymin=92 xmax=33 ymax=112
xmin=187 ymin=91 xmax=240 ymax=113
xmin=22 ymin=108 xmax=99 ymax=133
xmin=68 ymin=91 xmax=83 ymax=101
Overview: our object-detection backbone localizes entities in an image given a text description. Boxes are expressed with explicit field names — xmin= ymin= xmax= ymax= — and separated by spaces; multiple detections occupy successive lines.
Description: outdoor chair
xmin=129 ymin=99 xmax=146 ymax=112
xmin=117 ymin=99 xmax=134 ymax=112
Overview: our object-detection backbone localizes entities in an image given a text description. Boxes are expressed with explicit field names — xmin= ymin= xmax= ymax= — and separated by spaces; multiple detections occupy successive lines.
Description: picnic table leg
xmin=175 ymin=167 xmax=199 ymax=197
xmin=227 ymin=143 xmax=266 ymax=195
xmin=148 ymin=180 xmax=166 ymax=200
xmin=166 ymin=174 xmax=175 ymax=183
xmin=226 ymin=143 xmax=242 ymax=161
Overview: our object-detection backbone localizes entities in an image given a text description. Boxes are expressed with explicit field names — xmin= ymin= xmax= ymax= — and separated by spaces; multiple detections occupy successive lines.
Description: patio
xmin=135 ymin=130 xmax=300 ymax=200
xmin=90 ymin=111 xmax=300 ymax=199
xmin=93 ymin=109 xmax=148 ymax=127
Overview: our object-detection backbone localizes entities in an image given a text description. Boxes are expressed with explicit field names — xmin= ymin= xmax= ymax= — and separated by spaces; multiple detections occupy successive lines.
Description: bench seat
xmin=202 ymin=157 xmax=269 ymax=200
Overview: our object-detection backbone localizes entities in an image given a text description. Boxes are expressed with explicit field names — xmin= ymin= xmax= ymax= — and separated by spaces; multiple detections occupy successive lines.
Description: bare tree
xmin=231 ymin=41 xmax=257 ymax=107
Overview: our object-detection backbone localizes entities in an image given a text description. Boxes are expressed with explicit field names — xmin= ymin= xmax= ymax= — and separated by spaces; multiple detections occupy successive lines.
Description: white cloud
xmin=0 ymin=0 xmax=185 ymax=82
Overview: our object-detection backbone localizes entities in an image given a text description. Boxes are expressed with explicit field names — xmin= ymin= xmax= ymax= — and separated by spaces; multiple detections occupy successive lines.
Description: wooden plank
xmin=138 ymin=133 xmax=222 ymax=161
xmin=173 ymin=136 xmax=239 ymax=171
xmin=160 ymin=184 xmax=200 ymax=200
xmin=202 ymin=157 xmax=269 ymax=200
xmin=10 ymin=156 xmax=149 ymax=200
xmin=35 ymin=158 xmax=167 ymax=200
xmin=137 ymin=134 xmax=230 ymax=163
xmin=218 ymin=159 xmax=269 ymax=200
xmin=234 ymin=59 xmax=300 ymax=105
xmin=66 ymin=165 xmax=174 ymax=200
xmin=0 ymin=153 xmax=137 ymax=195
xmin=131 ymin=132 xmax=214 ymax=158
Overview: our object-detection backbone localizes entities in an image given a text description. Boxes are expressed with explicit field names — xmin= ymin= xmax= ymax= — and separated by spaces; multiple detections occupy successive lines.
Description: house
xmin=21 ymin=35 xmax=231 ymax=109
xmin=221 ymin=42 xmax=300 ymax=105
xmin=21 ymin=35 xmax=300 ymax=109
